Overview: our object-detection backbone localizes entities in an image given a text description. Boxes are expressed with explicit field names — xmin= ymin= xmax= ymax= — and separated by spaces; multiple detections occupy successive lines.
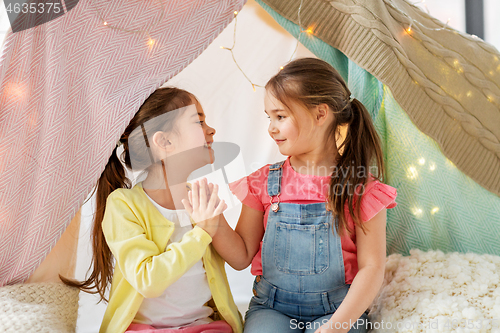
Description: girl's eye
xmin=196 ymin=121 xmax=204 ymax=125
xmin=267 ymin=115 xmax=285 ymax=120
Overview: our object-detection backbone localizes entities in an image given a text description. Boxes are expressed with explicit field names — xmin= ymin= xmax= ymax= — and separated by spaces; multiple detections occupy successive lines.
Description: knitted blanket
xmin=370 ymin=250 xmax=500 ymax=332
xmin=0 ymin=283 xmax=79 ymax=332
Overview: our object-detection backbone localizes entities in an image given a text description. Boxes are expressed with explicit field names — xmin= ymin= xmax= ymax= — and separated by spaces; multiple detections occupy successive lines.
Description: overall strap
xmin=267 ymin=160 xmax=285 ymax=197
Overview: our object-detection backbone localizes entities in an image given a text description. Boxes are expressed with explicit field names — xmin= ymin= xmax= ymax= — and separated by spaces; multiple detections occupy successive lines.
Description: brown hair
xmin=266 ymin=58 xmax=384 ymax=235
xmin=61 ymin=87 xmax=195 ymax=302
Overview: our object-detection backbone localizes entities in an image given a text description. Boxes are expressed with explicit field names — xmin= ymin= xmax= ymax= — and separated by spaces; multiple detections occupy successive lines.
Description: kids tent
xmin=1 ymin=0 xmax=499 ymax=331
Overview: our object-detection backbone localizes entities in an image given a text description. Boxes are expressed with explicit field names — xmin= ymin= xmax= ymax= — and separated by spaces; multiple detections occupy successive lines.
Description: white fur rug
xmin=369 ymin=250 xmax=500 ymax=333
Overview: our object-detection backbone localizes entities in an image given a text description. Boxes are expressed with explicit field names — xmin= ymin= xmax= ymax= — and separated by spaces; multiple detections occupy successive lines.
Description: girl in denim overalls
xmin=209 ymin=58 xmax=397 ymax=333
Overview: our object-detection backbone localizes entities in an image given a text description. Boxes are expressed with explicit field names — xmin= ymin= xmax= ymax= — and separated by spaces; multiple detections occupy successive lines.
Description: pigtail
xmin=61 ymin=145 xmax=130 ymax=302
xmin=329 ymin=98 xmax=384 ymax=235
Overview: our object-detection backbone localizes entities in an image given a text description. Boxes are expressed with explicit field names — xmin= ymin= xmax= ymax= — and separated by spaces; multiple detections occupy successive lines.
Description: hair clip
xmin=349 ymin=96 xmax=355 ymax=103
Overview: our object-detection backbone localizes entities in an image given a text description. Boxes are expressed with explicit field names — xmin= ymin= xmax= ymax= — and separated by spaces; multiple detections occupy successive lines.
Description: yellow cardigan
xmin=100 ymin=183 xmax=243 ymax=333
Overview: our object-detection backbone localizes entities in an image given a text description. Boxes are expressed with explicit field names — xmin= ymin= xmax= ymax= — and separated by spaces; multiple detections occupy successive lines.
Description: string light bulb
xmin=6 ymin=82 xmax=25 ymax=100
xmin=306 ymin=27 xmax=314 ymax=35
xmin=431 ymin=207 xmax=440 ymax=215
xmin=452 ymin=60 xmax=463 ymax=73
xmin=412 ymin=207 xmax=423 ymax=217
xmin=407 ymin=166 xmax=418 ymax=179
xmin=94 ymin=0 xmax=166 ymax=51
xmin=429 ymin=163 xmax=436 ymax=171
xmin=418 ymin=158 xmax=425 ymax=165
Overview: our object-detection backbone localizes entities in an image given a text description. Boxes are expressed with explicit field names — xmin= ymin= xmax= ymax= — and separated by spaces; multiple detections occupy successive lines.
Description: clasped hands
xmin=181 ymin=178 xmax=227 ymax=238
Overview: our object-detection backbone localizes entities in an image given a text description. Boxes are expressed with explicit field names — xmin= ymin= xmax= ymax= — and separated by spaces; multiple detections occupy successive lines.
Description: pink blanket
xmin=0 ymin=0 xmax=244 ymax=286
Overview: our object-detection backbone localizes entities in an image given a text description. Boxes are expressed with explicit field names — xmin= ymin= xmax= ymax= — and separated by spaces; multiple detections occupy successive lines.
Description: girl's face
xmin=174 ymin=103 xmax=216 ymax=164
xmin=154 ymin=102 xmax=216 ymax=169
xmin=264 ymin=91 xmax=317 ymax=157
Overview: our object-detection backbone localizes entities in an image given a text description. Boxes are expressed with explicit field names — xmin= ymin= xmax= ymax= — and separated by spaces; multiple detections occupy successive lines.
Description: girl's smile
xmin=264 ymin=92 xmax=300 ymax=156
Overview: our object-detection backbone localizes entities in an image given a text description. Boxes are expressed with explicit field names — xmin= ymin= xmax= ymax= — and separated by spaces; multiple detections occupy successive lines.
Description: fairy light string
xmin=221 ymin=0 xmax=312 ymax=91
xmin=91 ymin=0 xmax=166 ymax=48
xmin=345 ymin=0 xmax=500 ymax=114
xmin=394 ymin=1 xmax=500 ymax=218
xmin=220 ymin=10 xmax=264 ymax=92
xmin=398 ymin=1 xmax=500 ymax=109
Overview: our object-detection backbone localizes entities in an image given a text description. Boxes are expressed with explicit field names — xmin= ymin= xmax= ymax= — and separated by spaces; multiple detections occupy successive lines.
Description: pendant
xmin=271 ymin=203 xmax=279 ymax=212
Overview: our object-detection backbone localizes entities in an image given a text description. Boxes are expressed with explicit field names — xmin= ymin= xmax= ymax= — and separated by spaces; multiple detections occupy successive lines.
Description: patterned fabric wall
xmin=0 ymin=0 xmax=245 ymax=286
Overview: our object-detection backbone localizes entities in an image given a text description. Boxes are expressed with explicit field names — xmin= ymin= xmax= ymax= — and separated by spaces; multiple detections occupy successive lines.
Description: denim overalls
xmin=244 ymin=161 xmax=369 ymax=333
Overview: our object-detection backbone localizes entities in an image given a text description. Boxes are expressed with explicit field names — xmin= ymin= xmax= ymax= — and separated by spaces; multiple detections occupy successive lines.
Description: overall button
xmin=253 ymin=288 xmax=258 ymax=296
xmin=256 ymin=275 xmax=261 ymax=282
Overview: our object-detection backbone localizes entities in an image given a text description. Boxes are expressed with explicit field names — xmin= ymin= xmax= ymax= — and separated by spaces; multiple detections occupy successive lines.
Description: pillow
xmin=0 ymin=283 xmax=79 ymax=332
xmin=369 ymin=249 xmax=500 ymax=332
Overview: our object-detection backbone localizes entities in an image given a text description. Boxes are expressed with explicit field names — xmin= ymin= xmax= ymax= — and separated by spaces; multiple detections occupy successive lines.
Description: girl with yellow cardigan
xmin=64 ymin=87 xmax=243 ymax=333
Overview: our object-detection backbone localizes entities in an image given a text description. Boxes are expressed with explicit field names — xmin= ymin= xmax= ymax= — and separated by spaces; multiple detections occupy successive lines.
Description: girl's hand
xmin=182 ymin=178 xmax=227 ymax=238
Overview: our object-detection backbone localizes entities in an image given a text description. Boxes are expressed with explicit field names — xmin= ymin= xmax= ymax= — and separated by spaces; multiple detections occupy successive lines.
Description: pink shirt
xmin=229 ymin=157 xmax=397 ymax=284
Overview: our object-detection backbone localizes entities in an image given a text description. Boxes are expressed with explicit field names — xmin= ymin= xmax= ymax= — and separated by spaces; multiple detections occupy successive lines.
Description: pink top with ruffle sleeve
xmin=229 ymin=157 xmax=397 ymax=284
